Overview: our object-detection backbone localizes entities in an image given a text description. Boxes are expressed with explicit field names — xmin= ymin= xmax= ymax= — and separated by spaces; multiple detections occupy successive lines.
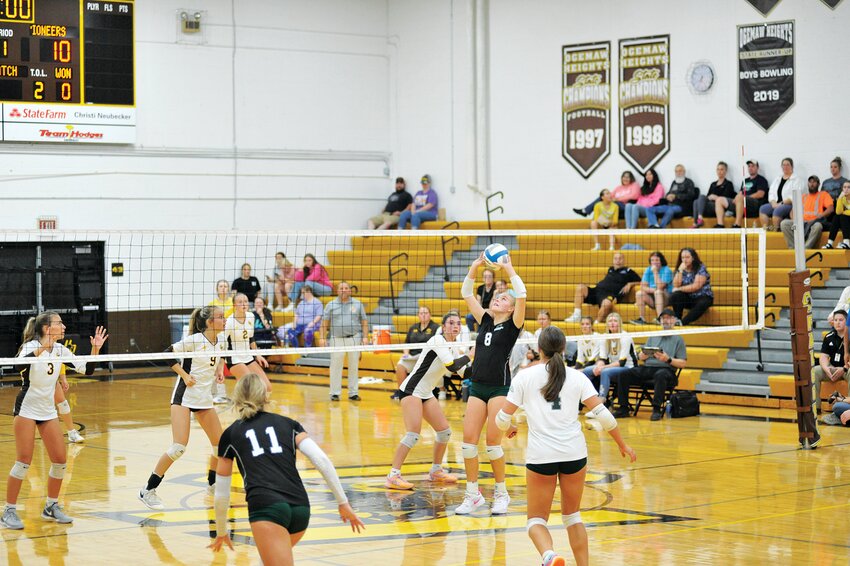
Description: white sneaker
xmin=564 ymin=312 xmax=582 ymax=323
xmin=67 ymin=429 xmax=84 ymax=443
xmin=454 ymin=492 xmax=485 ymax=515
xmin=491 ymin=491 xmax=510 ymax=515
xmin=139 ymin=488 xmax=164 ymax=511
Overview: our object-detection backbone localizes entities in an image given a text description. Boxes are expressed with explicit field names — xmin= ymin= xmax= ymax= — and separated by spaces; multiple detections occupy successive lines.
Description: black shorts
xmin=586 ymin=287 xmax=620 ymax=306
xmin=729 ymin=196 xmax=761 ymax=218
xmin=170 ymin=404 xmax=209 ymax=413
xmin=249 ymin=501 xmax=310 ymax=534
xmin=526 ymin=458 xmax=587 ymax=476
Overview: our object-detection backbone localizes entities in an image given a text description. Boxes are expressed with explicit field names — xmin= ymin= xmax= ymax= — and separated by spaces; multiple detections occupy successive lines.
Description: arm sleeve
xmin=298 ymin=438 xmax=348 ymax=505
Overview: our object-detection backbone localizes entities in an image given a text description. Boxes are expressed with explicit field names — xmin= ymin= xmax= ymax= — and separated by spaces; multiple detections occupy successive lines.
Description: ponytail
xmin=232 ymin=373 xmax=267 ymax=420
xmin=537 ymin=326 xmax=567 ymax=403
xmin=18 ymin=311 xmax=57 ymax=354
xmin=189 ymin=306 xmax=218 ymax=334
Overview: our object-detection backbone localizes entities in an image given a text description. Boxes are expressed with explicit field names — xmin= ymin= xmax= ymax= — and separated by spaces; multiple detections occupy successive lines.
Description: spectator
xmin=398 ymin=174 xmax=438 ymax=230
xmin=593 ymin=313 xmax=636 ymax=404
xmin=715 ymin=159 xmax=768 ymax=229
xmin=393 ymin=306 xmax=440 ymax=397
xmin=691 ymin=161 xmax=735 ymax=228
xmin=466 ymin=268 xmax=496 ymax=331
xmin=284 ymin=286 xmax=324 ymax=348
xmin=232 ymin=263 xmax=261 ymax=302
xmin=646 ymin=164 xmax=697 ymax=228
xmin=368 ymin=177 xmax=413 ymax=230
xmin=823 ymin=395 xmax=850 ymax=427
xmin=533 ymin=310 xmax=552 ymax=355
xmin=670 ymin=248 xmax=714 ymax=326
xmin=624 ymin=169 xmax=665 ymax=229
xmin=822 ymin=181 xmax=850 ymax=249
xmin=779 ymin=176 xmax=833 ymax=249
xmin=289 ymin=253 xmax=333 ymax=307
xmin=252 ymin=296 xmax=275 ymax=344
xmin=813 ymin=309 xmax=848 ymax=412
xmin=575 ymin=316 xmax=604 ymax=381
xmin=495 ymin=278 xmax=508 ymax=295
xmin=509 ymin=329 xmax=538 ymax=377
xmin=832 ymin=283 xmax=850 ymax=316
xmin=566 ymin=252 xmax=640 ymax=323
xmin=631 ymin=251 xmax=674 ymax=324
xmin=267 ymin=252 xmax=296 ymax=312
xmin=574 ymin=171 xmax=640 ymax=217
xmin=822 ymin=157 xmax=848 ymax=200
xmin=590 ymin=188 xmax=619 ymax=251
xmin=759 ymin=157 xmax=802 ymax=231
xmin=318 ymin=281 xmax=369 ymax=402
xmin=209 ymin=279 xmax=234 ymax=317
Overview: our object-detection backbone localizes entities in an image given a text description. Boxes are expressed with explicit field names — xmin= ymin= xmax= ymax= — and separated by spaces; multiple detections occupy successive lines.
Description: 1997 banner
xmin=738 ymin=20 xmax=795 ymax=131
xmin=561 ymin=42 xmax=610 ymax=178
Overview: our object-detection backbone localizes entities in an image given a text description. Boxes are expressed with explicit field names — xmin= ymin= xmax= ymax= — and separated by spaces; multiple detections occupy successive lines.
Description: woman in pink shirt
xmin=288 ymin=254 xmax=333 ymax=306
xmin=574 ymin=171 xmax=639 ymax=217
xmin=624 ymin=169 xmax=665 ymax=229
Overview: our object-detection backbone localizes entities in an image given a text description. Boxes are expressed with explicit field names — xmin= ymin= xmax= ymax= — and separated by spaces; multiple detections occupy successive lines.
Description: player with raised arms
xmin=455 ymin=246 xmax=527 ymax=515
xmin=1 ymin=312 xmax=107 ymax=530
xmin=385 ymin=311 xmax=472 ymax=490
xmin=208 ymin=373 xmax=365 ymax=564
xmin=497 ymin=326 xmax=636 ymax=566
xmin=225 ymin=293 xmax=271 ymax=392
xmin=138 ymin=306 xmax=227 ymax=510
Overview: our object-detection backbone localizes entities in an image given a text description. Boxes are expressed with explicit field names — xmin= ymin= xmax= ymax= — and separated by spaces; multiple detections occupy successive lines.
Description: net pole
xmin=740 ymin=227 xmax=750 ymax=329
xmin=757 ymin=229 xmax=766 ymax=328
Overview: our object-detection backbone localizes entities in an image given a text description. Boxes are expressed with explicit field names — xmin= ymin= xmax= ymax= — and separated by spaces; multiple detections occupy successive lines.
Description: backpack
xmin=670 ymin=391 xmax=700 ymax=418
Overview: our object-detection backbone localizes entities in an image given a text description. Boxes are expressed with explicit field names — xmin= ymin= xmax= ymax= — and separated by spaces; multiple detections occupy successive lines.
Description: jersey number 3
xmin=245 ymin=427 xmax=284 ymax=457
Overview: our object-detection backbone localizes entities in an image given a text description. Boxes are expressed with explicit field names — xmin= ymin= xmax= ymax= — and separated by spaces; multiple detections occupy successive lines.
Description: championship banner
xmin=745 ymin=0 xmax=781 ymax=16
xmin=618 ymin=35 xmax=670 ymax=173
xmin=738 ymin=20 xmax=795 ymax=132
xmin=819 ymin=0 xmax=843 ymax=8
xmin=561 ymin=42 xmax=611 ymax=179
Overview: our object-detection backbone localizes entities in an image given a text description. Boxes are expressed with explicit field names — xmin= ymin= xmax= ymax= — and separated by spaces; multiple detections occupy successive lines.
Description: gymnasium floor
xmin=1 ymin=373 xmax=849 ymax=565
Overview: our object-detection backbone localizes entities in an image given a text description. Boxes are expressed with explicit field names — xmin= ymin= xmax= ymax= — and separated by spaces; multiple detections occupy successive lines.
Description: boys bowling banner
xmin=745 ymin=0 xmax=781 ymax=16
xmin=738 ymin=20 xmax=795 ymax=132
xmin=618 ymin=35 xmax=670 ymax=173
xmin=561 ymin=41 xmax=611 ymax=178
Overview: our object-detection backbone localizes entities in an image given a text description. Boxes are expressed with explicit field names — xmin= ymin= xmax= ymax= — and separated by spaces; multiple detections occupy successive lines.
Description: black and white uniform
xmin=170 ymin=333 xmax=226 ymax=410
xmin=218 ymin=412 xmax=311 ymax=510
xmin=225 ymin=312 xmax=256 ymax=366
xmin=399 ymin=334 xmax=470 ymax=399
xmin=15 ymin=341 xmax=94 ymax=421
xmin=468 ymin=312 xmax=523 ymax=386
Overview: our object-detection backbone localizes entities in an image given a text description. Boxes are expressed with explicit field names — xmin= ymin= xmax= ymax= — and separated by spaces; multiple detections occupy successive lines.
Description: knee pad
xmin=434 ymin=428 xmax=451 ymax=444
xmin=166 ymin=443 xmax=186 ymax=461
xmin=57 ymin=400 xmax=71 ymax=415
xmin=485 ymin=445 xmax=504 ymax=461
xmin=461 ymin=443 xmax=478 ymax=460
xmin=562 ymin=511 xmax=582 ymax=527
xmin=400 ymin=432 xmax=420 ymax=449
xmin=49 ymin=463 xmax=66 ymax=480
xmin=526 ymin=517 xmax=548 ymax=533
xmin=9 ymin=461 xmax=29 ymax=480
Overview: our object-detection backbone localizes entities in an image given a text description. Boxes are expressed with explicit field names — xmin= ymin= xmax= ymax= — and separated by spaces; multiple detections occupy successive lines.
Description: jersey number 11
xmin=245 ymin=427 xmax=284 ymax=457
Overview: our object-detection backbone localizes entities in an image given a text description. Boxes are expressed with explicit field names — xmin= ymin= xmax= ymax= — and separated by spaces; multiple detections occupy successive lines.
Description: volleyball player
xmin=1 ymin=312 xmax=107 ymax=530
xmin=497 ymin=326 xmax=636 ymax=566
xmin=208 ymin=373 xmax=365 ymax=564
xmin=138 ymin=306 xmax=227 ymax=510
xmin=386 ymin=312 xmax=472 ymax=490
xmin=225 ymin=293 xmax=272 ymax=393
xmin=55 ymin=366 xmax=84 ymax=443
xmin=455 ymin=252 xmax=527 ymax=515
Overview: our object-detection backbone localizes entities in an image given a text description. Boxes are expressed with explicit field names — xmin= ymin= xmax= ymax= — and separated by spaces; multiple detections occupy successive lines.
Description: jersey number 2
xmin=245 ymin=427 xmax=284 ymax=457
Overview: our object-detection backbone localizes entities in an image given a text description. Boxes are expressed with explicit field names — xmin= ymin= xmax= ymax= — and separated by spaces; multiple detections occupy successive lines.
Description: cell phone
xmin=641 ymin=346 xmax=661 ymax=355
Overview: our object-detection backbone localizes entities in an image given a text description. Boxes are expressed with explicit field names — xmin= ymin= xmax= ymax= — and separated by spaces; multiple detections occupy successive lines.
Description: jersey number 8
xmin=483 ymin=332 xmax=492 ymax=346
xmin=245 ymin=426 xmax=285 ymax=457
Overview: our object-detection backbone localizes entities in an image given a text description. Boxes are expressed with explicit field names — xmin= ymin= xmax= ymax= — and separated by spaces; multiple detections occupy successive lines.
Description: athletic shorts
xmin=249 ymin=501 xmax=310 ymax=534
xmin=585 ymin=287 xmax=621 ymax=306
xmin=397 ymin=389 xmax=429 ymax=402
xmin=526 ymin=458 xmax=587 ymax=476
xmin=469 ymin=382 xmax=510 ymax=402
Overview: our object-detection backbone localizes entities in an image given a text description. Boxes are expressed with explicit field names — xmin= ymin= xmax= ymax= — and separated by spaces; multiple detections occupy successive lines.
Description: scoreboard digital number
xmin=0 ymin=0 xmax=134 ymax=106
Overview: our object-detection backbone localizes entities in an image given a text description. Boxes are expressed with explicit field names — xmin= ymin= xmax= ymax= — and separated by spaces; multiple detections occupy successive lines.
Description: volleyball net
xmin=0 ymin=228 xmax=767 ymax=371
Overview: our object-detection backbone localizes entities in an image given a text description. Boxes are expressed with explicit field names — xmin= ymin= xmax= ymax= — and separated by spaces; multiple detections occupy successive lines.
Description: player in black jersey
xmin=455 ymin=252 xmax=527 ymax=516
xmin=208 ymin=373 xmax=364 ymax=564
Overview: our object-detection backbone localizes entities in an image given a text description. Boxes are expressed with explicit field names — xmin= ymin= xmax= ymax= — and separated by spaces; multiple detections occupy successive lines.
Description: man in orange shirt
xmin=780 ymin=176 xmax=834 ymax=249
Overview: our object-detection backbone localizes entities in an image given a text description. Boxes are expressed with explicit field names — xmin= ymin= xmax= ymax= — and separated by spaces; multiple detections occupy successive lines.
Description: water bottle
xmin=665 ymin=400 xmax=673 ymax=418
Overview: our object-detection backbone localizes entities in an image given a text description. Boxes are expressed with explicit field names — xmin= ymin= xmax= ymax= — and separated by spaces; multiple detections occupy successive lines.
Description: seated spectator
xmin=574 ymin=171 xmax=640 ymax=217
xmin=394 ymin=306 xmax=440 ymax=391
xmin=759 ymin=157 xmax=802 ymax=231
xmin=232 ymin=263 xmax=262 ymax=302
xmin=823 ymin=393 xmax=850 ymax=426
xmin=267 ymin=252 xmax=296 ymax=312
xmin=813 ymin=309 xmax=848 ymax=412
xmin=822 ymin=181 xmax=850 ymax=249
xmin=670 ymin=248 xmax=714 ymax=325
xmin=631 ymin=251 xmax=674 ymax=324
xmin=509 ymin=329 xmax=538 ymax=377
xmin=780 ymin=176 xmax=833 ymax=249
xmin=625 ymin=168 xmax=664 ymax=229
xmin=288 ymin=253 xmax=333 ymax=306
xmin=533 ymin=309 xmax=551 ymax=355
xmin=590 ymin=189 xmax=619 ymax=251
xmin=368 ymin=177 xmax=413 ymax=230
xmin=209 ymin=279 xmax=234 ymax=317
xmin=282 ymin=286 xmax=324 ymax=348
xmin=822 ymin=157 xmax=848 ymax=201
xmin=566 ymin=252 xmax=640 ymax=323
xmin=574 ymin=316 xmax=603 ymax=378
xmin=466 ymin=268 xmax=495 ymax=330
xmin=691 ymin=161 xmax=734 ymax=228
xmin=495 ymin=278 xmax=508 ymax=295
xmin=646 ymin=164 xmax=697 ymax=228
xmin=614 ymin=309 xmax=687 ymax=421
xmin=590 ymin=313 xmax=636 ymax=404
xmin=720 ymin=160 xmax=768 ymax=229
xmin=398 ymin=174 xmax=438 ymax=230
xmin=252 ymin=296 xmax=275 ymax=344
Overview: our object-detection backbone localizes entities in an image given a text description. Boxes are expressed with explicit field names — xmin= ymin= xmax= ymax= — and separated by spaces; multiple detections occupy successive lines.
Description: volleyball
xmin=483 ymin=243 xmax=510 ymax=268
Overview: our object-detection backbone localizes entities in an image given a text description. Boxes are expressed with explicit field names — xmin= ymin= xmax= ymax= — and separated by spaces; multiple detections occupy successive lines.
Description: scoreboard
xmin=0 ymin=0 xmax=135 ymax=143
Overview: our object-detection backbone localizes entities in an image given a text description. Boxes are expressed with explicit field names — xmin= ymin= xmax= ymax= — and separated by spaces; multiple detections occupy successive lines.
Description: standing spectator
xmin=232 ymin=263 xmax=261 ymax=303
xmin=624 ymin=169 xmax=664 ymax=229
xmin=813 ymin=309 xmax=848 ymax=411
xmin=590 ymin=189 xmax=619 ymax=251
xmin=631 ymin=251 xmax=674 ymax=325
xmin=566 ymin=252 xmax=640 ymax=323
xmin=822 ymin=157 xmax=848 ymax=200
xmin=318 ymin=281 xmax=369 ymax=401
xmin=393 ymin=306 xmax=440 ymax=397
xmin=398 ymin=174 xmax=438 ymax=230
xmin=574 ymin=171 xmax=640 ymax=217
xmin=573 ymin=316 xmax=602 ymax=371
xmin=691 ymin=161 xmax=735 ymax=228
xmin=779 ymin=176 xmax=833 ymax=249
xmin=252 ymin=296 xmax=275 ymax=344
xmin=368 ymin=177 xmax=413 ymax=230
xmin=670 ymin=248 xmax=714 ymax=326
xmin=289 ymin=254 xmax=333 ymax=306
xmin=646 ymin=164 xmax=697 ymax=228
xmin=209 ymin=279 xmax=234 ymax=318
xmin=267 ymin=252 xmax=296 ymax=312
xmin=466 ymin=268 xmax=496 ymax=331
xmin=719 ymin=160 xmax=769 ymax=229
xmin=593 ymin=313 xmax=636 ymax=404
xmin=759 ymin=157 xmax=802 ymax=231
xmin=823 ymin=181 xmax=850 ymax=249
xmin=285 ymin=286 xmax=324 ymax=348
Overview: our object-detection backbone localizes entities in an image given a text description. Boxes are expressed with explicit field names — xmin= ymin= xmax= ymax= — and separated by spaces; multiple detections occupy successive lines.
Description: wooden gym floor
xmin=1 ymin=372 xmax=849 ymax=565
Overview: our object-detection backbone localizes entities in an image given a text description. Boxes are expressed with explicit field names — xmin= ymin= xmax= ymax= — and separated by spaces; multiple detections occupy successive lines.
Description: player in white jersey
xmin=138 ymin=306 xmax=227 ymax=511
xmin=385 ymin=312 xmax=472 ymax=490
xmin=1 ymin=311 xmax=107 ymax=530
xmin=496 ymin=326 xmax=636 ymax=566
xmin=224 ymin=293 xmax=271 ymax=392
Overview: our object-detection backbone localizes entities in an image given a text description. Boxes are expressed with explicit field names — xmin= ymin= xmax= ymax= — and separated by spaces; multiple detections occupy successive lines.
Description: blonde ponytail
xmin=232 ymin=373 xmax=267 ymax=420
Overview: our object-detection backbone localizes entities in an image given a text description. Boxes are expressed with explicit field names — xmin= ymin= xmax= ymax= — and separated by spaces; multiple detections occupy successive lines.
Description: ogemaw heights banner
xmin=738 ymin=20 xmax=795 ymax=131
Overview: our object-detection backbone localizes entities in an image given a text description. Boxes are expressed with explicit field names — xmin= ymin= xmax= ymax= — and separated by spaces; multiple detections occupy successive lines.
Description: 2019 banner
xmin=561 ymin=42 xmax=611 ymax=178
xmin=738 ymin=20 xmax=795 ymax=131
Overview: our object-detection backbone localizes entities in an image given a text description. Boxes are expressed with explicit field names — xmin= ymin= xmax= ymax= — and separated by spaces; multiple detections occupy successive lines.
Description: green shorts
xmin=249 ymin=501 xmax=311 ymax=534
xmin=469 ymin=382 xmax=510 ymax=403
